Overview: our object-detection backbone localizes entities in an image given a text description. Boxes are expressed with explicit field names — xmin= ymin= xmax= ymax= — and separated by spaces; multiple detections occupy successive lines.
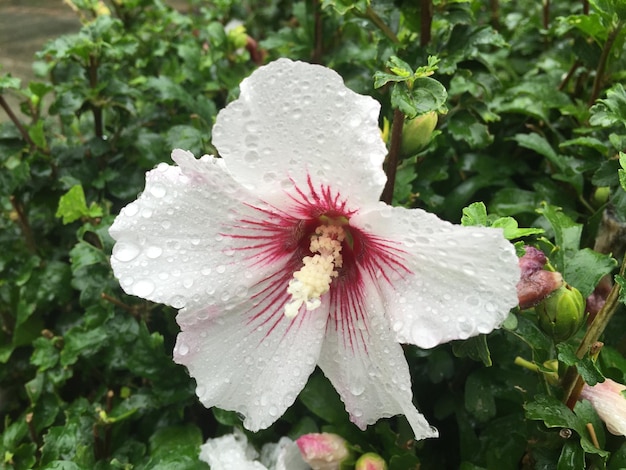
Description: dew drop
xmin=132 ymin=279 xmax=155 ymax=297
xmin=350 ymin=382 xmax=365 ymax=396
xmin=122 ymin=204 xmax=139 ymax=217
xmin=177 ymin=342 xmax=190 ymax=356
xmin=170 ymin=295 xmax=186 ymax=309
xmin=145 ymin=246 xmax=163 ymax=259
xmin=183 ymin=278 xmax=194 ymax=288
xmin=113 ymin=241 xmax=141 ymax=262
xmin=161 ymin=220 xmax=172 ymax=230
xmin=149 ymin=183 xmax=167 ymax=198
xmin=216 ymin=265 xmax=226 ymax=274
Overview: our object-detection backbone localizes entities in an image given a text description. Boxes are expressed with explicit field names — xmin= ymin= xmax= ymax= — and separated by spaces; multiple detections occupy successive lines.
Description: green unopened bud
xmin=355 ymin=452 xmax=387 ymax=470
xmin=536 ymin=285 xmax=585 ymax=342
xmin=592 ymin=186 xmax=610 ymax=208
xmin=400 ymin=111 xmax=437 ymax=155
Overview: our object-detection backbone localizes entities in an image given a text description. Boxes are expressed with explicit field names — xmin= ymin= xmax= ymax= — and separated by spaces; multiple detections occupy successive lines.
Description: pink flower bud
xmin=296 ymin=433 xmax=350 ymax=470
xmin=580 ymin=378 xmax=626 ymax=436
xmin=355 ymin=452 xmax=387 ymax=470
xmin=516 ymin=246 xmax=564 ymax=309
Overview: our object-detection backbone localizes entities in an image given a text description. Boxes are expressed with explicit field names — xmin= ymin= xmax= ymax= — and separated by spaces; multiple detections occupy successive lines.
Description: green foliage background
xmin=1 ymin=0 xmax=626 ymax=468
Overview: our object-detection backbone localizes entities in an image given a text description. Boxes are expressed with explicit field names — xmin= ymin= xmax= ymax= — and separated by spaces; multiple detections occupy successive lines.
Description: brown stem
xmin=381 ymin=109 xmax=405 ymax=204
xmin=312 ymin=0 xmax=323 ymax=63
xmin=10 ymin=195 xmax=37 ymax=254
xmin=588 ymin=21 xmax=624 ymax=106
xmin=558 ymin=60 xmax=581 ymax=92
xmin=101 ymin=293 xmax=136 ymax=315
xmin=364 ymin=6 xmax=399 ymax=44
xmin=420 ymin=0 xmax=432 ymax=47
xmin=583 ymin=0 xmax=589 ymax=15
xmin=489 ymin=0 xmax=500 ymax=29
xmin=561 ymin=255 xmax=626 ymax=404
xmin=542 ymin=0 xmax=550 ymax=30
xmin=0 ymin=94 xmax=37 ymax=150
xmin=88 ymin=54 xmax=103 ymax=139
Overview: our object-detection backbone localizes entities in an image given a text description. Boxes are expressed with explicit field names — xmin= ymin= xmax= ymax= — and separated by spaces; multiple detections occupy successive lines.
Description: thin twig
xmin=0 ymin=94 xmax=37 ymax=150
xmin=420 ymin=0 xmax=432 ymax=47
xmin=10 ymin=195 xmax=37 ymax=254
xmin=364 ymin=5 xmax=399 ymax=44
xmin=490 ymin=0 xmax=500 ymax=29
xmin=542 ymin=0 xmax=550 ymax=30
xmin=381 ymin=109 xmax=405 ymax=204
xmin=558 ymin=60 xmax=581 ymax=92
xmin=88 ymin=54 xmax=103 ymax=139
xmin=588 ymin=21 xmax=624 ymax=106
xmin=562 ymin=256 xmax=626 ymax=404
xmin=312 ymin=0 xmax=323 ymax=63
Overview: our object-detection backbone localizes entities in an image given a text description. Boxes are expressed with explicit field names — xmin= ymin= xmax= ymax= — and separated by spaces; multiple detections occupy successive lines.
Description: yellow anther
xmin=284 ymin=225 xmax=345 ymax=318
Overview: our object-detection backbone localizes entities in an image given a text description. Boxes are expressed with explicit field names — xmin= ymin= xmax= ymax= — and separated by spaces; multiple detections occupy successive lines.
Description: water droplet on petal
xmin=350 ymin=382 xmax=365 ymax=397
xmin=149 ymin=182 xmax=167 ymax=198
xmin=171 ymin=295 xmax=186 ymax=309
xmin=122 ymin=204 xmax=139 ymax=217
xmin=216 ymin=265 xmax=226 ymax=274
xmin=145 ymin=246 xmax=163 ymax=259
xmin=113 ymin=241 xmax=141 ymax=262
xmin=132 ymin=279 xmax=155 ymax=297
xmin=177 ymin=342 xmax=189 ymax=356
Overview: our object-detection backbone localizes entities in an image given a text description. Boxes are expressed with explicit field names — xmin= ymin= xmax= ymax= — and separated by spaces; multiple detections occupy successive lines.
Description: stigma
xmin=284 ymin=225 xmax=345 ymax=318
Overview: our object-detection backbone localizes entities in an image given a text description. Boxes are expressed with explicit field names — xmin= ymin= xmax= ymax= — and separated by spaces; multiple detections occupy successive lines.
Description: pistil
xmin=284 ymin=225 xmax=345 ymax=318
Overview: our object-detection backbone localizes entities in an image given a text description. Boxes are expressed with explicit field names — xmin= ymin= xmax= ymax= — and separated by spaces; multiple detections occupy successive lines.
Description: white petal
xmin=174 ymin=294 xmax=328 ymax=431
xmin=351 ymin=204 xmax=520 ymax=349
xmin=261 ymin=438 xmax=309 ymax=470
xmin=199 ymin=429 xmax=267 ymax=470
xmin=212 ymin=59 xmax=387 ymax=208
xmin=317 ymin=278 xmax=438 ymax=440
xmin=109 ymin=149 xmax=286 ymax=311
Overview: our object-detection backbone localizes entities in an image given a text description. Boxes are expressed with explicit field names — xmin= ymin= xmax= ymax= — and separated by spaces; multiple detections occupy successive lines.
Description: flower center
xmin=284 ymin=224 xmax=345 ymax=318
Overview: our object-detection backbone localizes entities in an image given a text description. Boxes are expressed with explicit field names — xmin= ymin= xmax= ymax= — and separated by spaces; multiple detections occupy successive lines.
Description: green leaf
xmin=557 ymin=441 xmax=585 ymax=470
xmin=56 ymin=185 xmax=102 ymax=224
xmin=525 ymin=395 xmax=609 ymax=458
xmin=557 ymin=343 xmax=604 ymax=386
xmin=452 ymin=335 xmax=492 ymax=366
xmin=619 ymin=151 xmax=626 ymax=191
xmin=147 ymin=425 xmax=205 ymax=468
xmin=536 ymin=204 xmax=582 ymax=270
xmin=299 ymin=372 xmax=348 ymax=425
xmin=514 ymin=133 xmax=559 ymax=164
xmin=28 ymin=121 xmax=47 ymax=149
xmin=465 ymin=369 xmax=497 ymax=421
xmin=491 ymin=217 xmax=544 ymax=240
xmin=564 ymin=249 xmax=617 ymax=298
xmin=448 ymin=111 xmax=492 ymax=149
xmin=616 ymin=275 xmax=626 ymax=307
xmin=321 ymin=0 xmax=369 ymax=15
xmin=590 ymin=83 xmax=626 ymax=127
xmin=0 ymin=74 xmax=21 ymax=90
xmin=461 ymin=201 xmax=488 ymax=226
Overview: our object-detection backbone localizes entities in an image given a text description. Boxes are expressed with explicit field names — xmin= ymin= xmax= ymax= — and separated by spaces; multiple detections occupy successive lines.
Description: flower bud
xmin=355 ymin=452 xmax=387 ymax=470
xmin=295 ymin=433 xmax=351 ymax=470
xmin=400 ymin=111 xmax=437 ymax=155
xmin=580 ymin=378 xmax=626 ymax=436
xmin=516 ymin=246 xmax=564 ymax=309
xmin=536 ymin=285 xmax=585 ymax=342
